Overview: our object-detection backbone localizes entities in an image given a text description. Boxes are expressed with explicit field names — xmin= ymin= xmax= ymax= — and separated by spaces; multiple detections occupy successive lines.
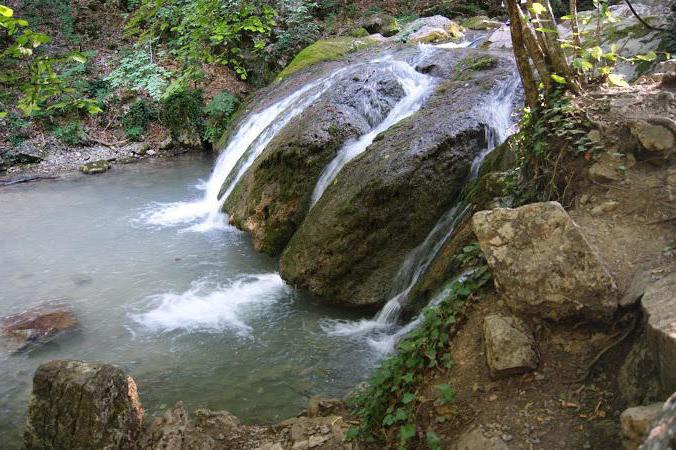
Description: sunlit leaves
xmin=607 ymin=73 xmax=629 ymax=87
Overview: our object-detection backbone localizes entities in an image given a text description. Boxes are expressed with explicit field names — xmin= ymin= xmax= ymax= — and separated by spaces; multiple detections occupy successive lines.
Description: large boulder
xmin=472 ymin=202 xmax=617 ymax=322
xmin=621 ymin=403 xmax=664 ymax=450
xmin=483 ymin=314 xmax=538 ymax=379
xmin=224 ymin=67 xmax=405 ymax=255
xmin=279 ymin=50 xmax=516 ymax=307
xmin=24 ymin=360 xmax=144 ymax=450
xmin=641 ymin=272 xmax=676 ymax=393
xmin=359 ymin=13 xmax=400 ymax=37
xmin=398 ymin=15 xmax=464 ymax=44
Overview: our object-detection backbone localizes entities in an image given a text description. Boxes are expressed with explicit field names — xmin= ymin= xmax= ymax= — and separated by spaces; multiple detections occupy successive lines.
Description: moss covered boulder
xmin=224 ymin=67 xmax=406 ymax=255
xmin=24 ymin=360 xmax=144 ymax=450
xmin=359 ymin=13 xmax=400 ymax=37
xmin=279 ymin=50 xmax=516 ymax=307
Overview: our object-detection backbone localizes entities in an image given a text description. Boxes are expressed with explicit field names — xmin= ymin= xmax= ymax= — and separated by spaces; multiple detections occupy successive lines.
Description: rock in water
xmin=472 ymin=201 xmax=617 ymax=322
xmin=641 ymin=272 xmax=676 ymax=393
xmin=24 ymin=360 xmax=144 ymax=450
xmin=640 ymin=391 xmax=676 ymax=450
xmin=80 ymin=159 xmax=111 ymax=174
xmin=621 ymin=403 xmax=663 ymax=450
xmin=2 ymin=304 xmax=77 ymax=351
xmin=483 ymin=314 xmax=538 ymax=379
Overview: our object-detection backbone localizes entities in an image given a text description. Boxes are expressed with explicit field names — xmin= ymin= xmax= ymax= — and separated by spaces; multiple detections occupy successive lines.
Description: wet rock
xmin=641 ymin=272 xmax=676 ymax=393
xmin=0 ymin=143 xmax=45 ymax=170
xmin=306 ymin=396 xmax=347 ymax=418
xmin=359 ymin=13 xmax=400 ymax=37
xmin=472 ymin=201 xmax=617 ymax=322
xmin=2 ymin=304 xmax=77 ymax=351
xmin=453 ymin=426 xmax=510 ymax=449
xmin=24 ymin=360 xmax=143 ymax=450
xmin=483 ymin=314 xmax=538 ymax=378
xmin=640 ymin=391 xmax=676 ymax=450
xmin=80 ymin=159 xmax=111 ymax=174
xmin=629 ymin=120 xmax=675 ymax=154
xmin=621 ymin=403 xmax=663 ymax=450
xmin=462 ymin=16 xmax=503 ymax=30
xmin=280 ymin=50 xmax=516 ymax=307
xmin=224 ymin=66 xmax=405 ymax=255
xmin=400 ymin=15 xmax=464 ymax=43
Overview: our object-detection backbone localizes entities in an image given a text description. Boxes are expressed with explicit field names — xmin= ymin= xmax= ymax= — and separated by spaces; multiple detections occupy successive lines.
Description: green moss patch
xmin=276 ymin=37 xmax=380 ymax=81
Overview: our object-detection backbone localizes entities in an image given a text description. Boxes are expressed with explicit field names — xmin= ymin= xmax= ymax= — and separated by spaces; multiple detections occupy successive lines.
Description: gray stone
xmin=359 ymin=13 xmax=400 ymax=37
xmin=642 ymin=272 xmax=676 ymax=393
xmin=622 ymin=403 xmax=664 ymax=450
xmin=483 ymin=314 xmax=538 ymax=378
xmin=141 ymin=402 xmax=215 ymax=450
xmin=588 ymin=152 xmax=633 ymax=183
xmin=590 ymin=200 xmax=620 ymax=216
xmin=80 ymin=159 xmax=111 ymax=174
xmin=399 ymin=15 xmax=464 ymax=43
xmin=619 ymin=336 xmax=664 ymax=405
xmin=630 ymin=120 xmax=675 ymax=153
xmin=621 ymin=270 xmax=653 ymax=307
xmin=462 ymin=16 xmax=503 ymax=30
xmin=24 ymin=360 xmax=143 ymax=450
xmin=453 ymin=426 xmax=510 ymax=449
xmin=306 ymin=396 xmax=347 ymax=418
xmin=640 ymin=391 xmax=676 ymax=450
xmin=472 ymin=201 xmax=617 ymax=322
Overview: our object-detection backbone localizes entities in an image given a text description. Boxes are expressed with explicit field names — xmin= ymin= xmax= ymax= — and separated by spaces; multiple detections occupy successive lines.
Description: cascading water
xmin=144 ymin=70 xmax=344 ymax=231
xmin=310 ymin=58 xmax=436 ymax=206
xmin=323 ymin=73 xmax=520 ymax=352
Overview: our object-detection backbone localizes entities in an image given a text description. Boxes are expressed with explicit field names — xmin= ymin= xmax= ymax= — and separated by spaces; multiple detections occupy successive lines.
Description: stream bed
xmin=0 ymin=155 xmax=375 ymax=447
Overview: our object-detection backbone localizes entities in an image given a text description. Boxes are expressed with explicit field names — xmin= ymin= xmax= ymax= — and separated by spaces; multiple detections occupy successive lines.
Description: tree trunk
xmin=504 ymin=0 xmax=539 ymax=108
xmin=569 ymin=0 xmax=582 ymax=49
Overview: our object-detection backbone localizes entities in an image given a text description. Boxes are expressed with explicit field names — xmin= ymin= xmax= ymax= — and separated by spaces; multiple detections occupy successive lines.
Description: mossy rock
xmin=462 ymin=15 xmax=502 ymax=30
xmin=79 ymin=160 xmax=111 ymax=174
xmin=275 ymin=37 xmax=380 ymax=81
xmin=360 ymin=13 xmax=400 ymax=37
xmin=350 ymin=27 xmax=370 ymax=38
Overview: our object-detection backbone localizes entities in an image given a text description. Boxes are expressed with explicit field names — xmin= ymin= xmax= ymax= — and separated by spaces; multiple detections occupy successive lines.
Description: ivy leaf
xmin=399 ymin=424 xmax=417 ymax=442
xmin=69 ymin=53 xmax=88 ymax=64
xmin=607 ymin=73 xmax=629 ymax=87
xmin=401 ymin=392 xmax=416 ymax=404
xmin=535 ymin=27 xmax=558 ymax=33
xmin=529 ymin=2 xmax=547 ymax=15
xmin=588 ymin=46 xmax=603 ymax=60
xmin=0 ymin=111 xmax=7 ymax=118
xmin=0 ymin=5 xmax=13 ymax=17
xmin=426 ymin=430 xmax=443 ymax=450
xmin=635 ymin=51 xmax=657 ymax=62
xmin=551 ymin=74 xmax=567 ymax=84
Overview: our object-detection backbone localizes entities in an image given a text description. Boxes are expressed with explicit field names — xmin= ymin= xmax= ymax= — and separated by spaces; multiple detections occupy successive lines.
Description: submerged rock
xmin=2 ymin=304 xmax=77 ymax=351
xmin=24 ymin=360 xmax=143 ymax=450
xmin=224 ymin=66 xmax=406 ymax=255
xmin=279 ymin=50 xmax=516 ymax=307
xmin=483 ymin=314 xmax=538 ymax=379
xmin=80 ymin=159 xmax=111 ymax=174
xmin=472 ymin=201 xmax=617 ymax=322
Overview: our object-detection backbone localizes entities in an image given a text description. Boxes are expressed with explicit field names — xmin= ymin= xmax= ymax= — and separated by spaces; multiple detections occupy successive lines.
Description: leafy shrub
xmin=271 ymin=0 xmax=321 ymax=67
xmin=160 ymin=86 xmax=204 ymax=137
xmin=54 ymin=122 xmax=86 ymax=146
xmin=315 ymin=0 xmax=338 ymax=19
xmin=122 ymin=99 xmax=156 ymax=141
xmin=105 ymin=46 xmax=172 ymax=100
xmin=20 ymin=0 xmax=79 ymax=44
xmin=203 ymin=91 xmax=238 ymax=143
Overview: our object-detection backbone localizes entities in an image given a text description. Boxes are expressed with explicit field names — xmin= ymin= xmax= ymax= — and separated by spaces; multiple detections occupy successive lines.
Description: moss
xmin=351 ymin=27 xmax=370 ymax=38
xmin=275 ymin=37 xmax=380 ymax=81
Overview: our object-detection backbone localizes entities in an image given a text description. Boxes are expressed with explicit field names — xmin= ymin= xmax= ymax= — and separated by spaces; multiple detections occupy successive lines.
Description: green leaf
xmin=0 ymin=111 xmax=7 ymax=118
xmin=401 ymin=392 xmax=416 ymax=404
xmin=635 ymin=51 xmax=657 ymax=62
xmin=426 ymin=430 xmax=443 ymax=450
xmin=70 ymin=53 xmax=88 ymax=64
xmin=607 ymin=73 xmax=629 ymax=87
xmin=535 ymin=27 xmax=558 ymax=34
xmin=529 ymin=2 xmax=547 ymax=15
xmin=551 ymin=74 xmax=567 ymax=84
xmin=0 ymin=5 xmax=13 ymax=17
xmin=399 ymin=424 xmax=416 ymax=442
xmin=588 ymin=46 xmax=603 ymax=60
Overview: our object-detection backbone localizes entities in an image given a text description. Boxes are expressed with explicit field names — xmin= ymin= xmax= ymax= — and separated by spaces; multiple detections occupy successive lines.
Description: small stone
xmin=292 ymin=440 xmax=309 ymax=450
xmin=453 ymin=426 xmax=510 ymax=449
xmin=629 ymin=120 xmax=675 ymax=153
xmin=621 ymin=403 xmax=663 ymax=450
xmin=483 ymin=314 xmax=538 ymax=379
xmin=147 ymin=149 xmax=156 ymax=156
xmin=79 ymin=159 xmax=111 ymax=174
xmin=588 ymin=152 xmax=629 ymax=183
xmin=580 ymin=194 xmax=590 ymax=205
xmin=587 ymin=129 xmax=602 ymax=143
xmin=591 ymin=200 xmax=620 ymax=216
xmin=308 ymin=434 xmax=330 ymax=448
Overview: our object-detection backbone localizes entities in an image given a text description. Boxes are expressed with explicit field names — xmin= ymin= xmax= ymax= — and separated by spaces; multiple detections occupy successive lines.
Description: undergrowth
xmin=347 ymin=244 xmax=491 ymax=449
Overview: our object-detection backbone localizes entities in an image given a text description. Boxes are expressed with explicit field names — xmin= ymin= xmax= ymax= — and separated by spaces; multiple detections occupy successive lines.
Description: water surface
xmin=0 ymin=155 xmax=374 ymax=447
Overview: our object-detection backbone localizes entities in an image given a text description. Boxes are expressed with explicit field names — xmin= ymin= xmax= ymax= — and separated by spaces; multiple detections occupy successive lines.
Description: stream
xmin=0 ymin=156 xmax=376 ymax=447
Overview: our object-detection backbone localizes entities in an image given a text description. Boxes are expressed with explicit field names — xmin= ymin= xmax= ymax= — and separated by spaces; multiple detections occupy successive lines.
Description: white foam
xmin=130 ymin=273 xmax=288 ymax=335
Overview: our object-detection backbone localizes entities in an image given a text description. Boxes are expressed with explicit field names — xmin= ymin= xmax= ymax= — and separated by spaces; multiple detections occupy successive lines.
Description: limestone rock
xmin=483 ymin=314 xmax=538 ymax=378
xmin=2 ymin=304 xmax=77 ymax=351
xmin=462 ymin=16 xmax=503 ymax=30
xmin=80 ymin=159 xmax=111 ymax=174
xmin=0 ymin=143 xmax=45 ymax=170
xmin=453 ymin=426 xmax=510 ymax=449
xmin=640 ymin=391 xmax=676 ymax=450
xmin=282 ymin=415 xmax=349 ymax=450
xmin=400 ymin=15 xmax=464 ymax=43
xmin=24 ymin=360 xmax=144 ymax=450
xmin=359 ymin=13 xmax=400 ymax=37
xmin=630 ymin=120 xmax=675 ymax=153
xmin=621 ymin=403 xmax=664 ymax=450
xmin=588 ymin=152 xmax=634 ymax=183
xmin=141 ymin=402 xmax=216 ymax=450
xmin=619 ymin=336 xmax=664 ymax=405
xmin=472 ymin=201 xmax=617 ymax=322
xmin=306 ymin=396 xmax=347 ymax=418
xmin=642 ymin=272 xmax=676 ymax=393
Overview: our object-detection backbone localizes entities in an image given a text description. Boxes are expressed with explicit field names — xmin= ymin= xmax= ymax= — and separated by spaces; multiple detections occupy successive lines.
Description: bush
xmin=160 ymin=87 xmax=204 ymax=138
xmin=122 ymin=99 xmax=156 ymax=141
xmin=203 ymin=91 xmax=238 ymax=144
xmin=54 ymin=122 xmax=86 ymax=146
xmin=272 ymin=0 xmax=321 ymax=66
xmin=105 ymin=46 xmax=172 ymax=100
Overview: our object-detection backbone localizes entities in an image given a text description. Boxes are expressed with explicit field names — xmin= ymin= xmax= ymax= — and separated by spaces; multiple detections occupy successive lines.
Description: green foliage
xmin=203 ymin=91 xmax=239 ymax=143
xmin=127 ymin=0 xmax=277 ymax=81
xmin=0 ymin=4 xmax=101 ymax=117
xmin=160 ymin=86 xmax=204 ymax=137
xmin=122 ymin=99 xmax=156 ymax=141
xmin=272 ymin=0 xmax=321 ymax=66
xmin=53 ymin=121 xmax=86 ymax=146
xmin=347 ymin=247 xmax=492 ymax=448
xmin=20 ymin=0 xmax=79 ymax=44
xmin=105 ymin=46 xmax=172 ymax=100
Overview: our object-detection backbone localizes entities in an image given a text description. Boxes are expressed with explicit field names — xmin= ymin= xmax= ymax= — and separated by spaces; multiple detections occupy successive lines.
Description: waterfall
xmin=144 ymin=70 xmax=343 ymax=230
xmin=310 ymin=59 xmax=435 ymax=207
xmin=323 ymin=74 xmax=519 ymax=352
